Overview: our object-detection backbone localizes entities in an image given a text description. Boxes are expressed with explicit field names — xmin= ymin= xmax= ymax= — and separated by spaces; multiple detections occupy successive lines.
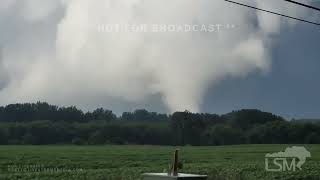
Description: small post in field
xmin=172 ymin=149 xmax=179 ymax=176
xmin=142 ymin=149 xmax=208 ymax=180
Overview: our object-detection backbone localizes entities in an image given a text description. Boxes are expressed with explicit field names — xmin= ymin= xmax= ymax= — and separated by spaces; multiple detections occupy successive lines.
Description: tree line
xmin=0 ymin=102 xmax=319 ymax=145
xmin=0 ymin=102 xmax=167 ymax=122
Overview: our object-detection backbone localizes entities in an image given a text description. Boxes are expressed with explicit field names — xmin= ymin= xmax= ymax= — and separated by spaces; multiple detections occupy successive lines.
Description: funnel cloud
xmin=0 ymin=0 xmax=315 ymax=113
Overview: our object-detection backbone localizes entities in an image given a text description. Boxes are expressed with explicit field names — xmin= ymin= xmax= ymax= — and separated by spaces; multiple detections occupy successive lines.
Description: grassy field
xmin=0 ymin=144 xmax=319 ymax=180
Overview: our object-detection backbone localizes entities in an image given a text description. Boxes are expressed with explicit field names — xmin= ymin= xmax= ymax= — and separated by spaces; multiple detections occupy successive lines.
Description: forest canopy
xmin=0 ymin=102 xmax=319 ymax=145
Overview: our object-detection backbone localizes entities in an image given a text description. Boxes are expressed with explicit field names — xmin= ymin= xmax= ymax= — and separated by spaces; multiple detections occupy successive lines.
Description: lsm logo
xmin=265 ymin=146 xmax=311 ymax=172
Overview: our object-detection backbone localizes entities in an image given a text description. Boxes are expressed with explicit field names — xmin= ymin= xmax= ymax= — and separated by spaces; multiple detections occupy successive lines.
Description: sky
xmin=0 ymin=0 xmax=319 ymax=119
xmin=202 ymin=22 xmax=320 ymax=119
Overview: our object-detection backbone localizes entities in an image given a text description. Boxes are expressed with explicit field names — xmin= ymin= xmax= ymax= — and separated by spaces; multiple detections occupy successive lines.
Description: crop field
xmin=0 ymin=144 xmax=319 ymax=180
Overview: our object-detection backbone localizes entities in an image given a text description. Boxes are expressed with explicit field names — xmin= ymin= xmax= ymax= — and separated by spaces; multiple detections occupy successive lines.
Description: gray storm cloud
xmin=0 ymin=0 xmax=314 ymax=112
xmin=0 ymin=49 xmax=9 ymax=89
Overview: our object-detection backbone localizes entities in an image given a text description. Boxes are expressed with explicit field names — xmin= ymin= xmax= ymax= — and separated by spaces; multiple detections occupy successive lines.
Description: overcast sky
xmin=0 ymin=0 xmax=319 ymax=118
xmin=202 ymin=23 xmax=320 ymax=119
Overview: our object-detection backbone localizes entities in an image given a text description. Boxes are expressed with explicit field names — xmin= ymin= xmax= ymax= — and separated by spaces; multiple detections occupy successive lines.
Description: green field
xmin=0 ymin=145 xmax=319 ymax=180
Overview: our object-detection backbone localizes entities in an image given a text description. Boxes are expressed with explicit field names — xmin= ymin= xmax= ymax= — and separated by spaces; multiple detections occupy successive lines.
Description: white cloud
xmin=20 ymin=0 xmax=62 ymax=22
xmin=0 ymin=0 xmax=314 ymax=112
